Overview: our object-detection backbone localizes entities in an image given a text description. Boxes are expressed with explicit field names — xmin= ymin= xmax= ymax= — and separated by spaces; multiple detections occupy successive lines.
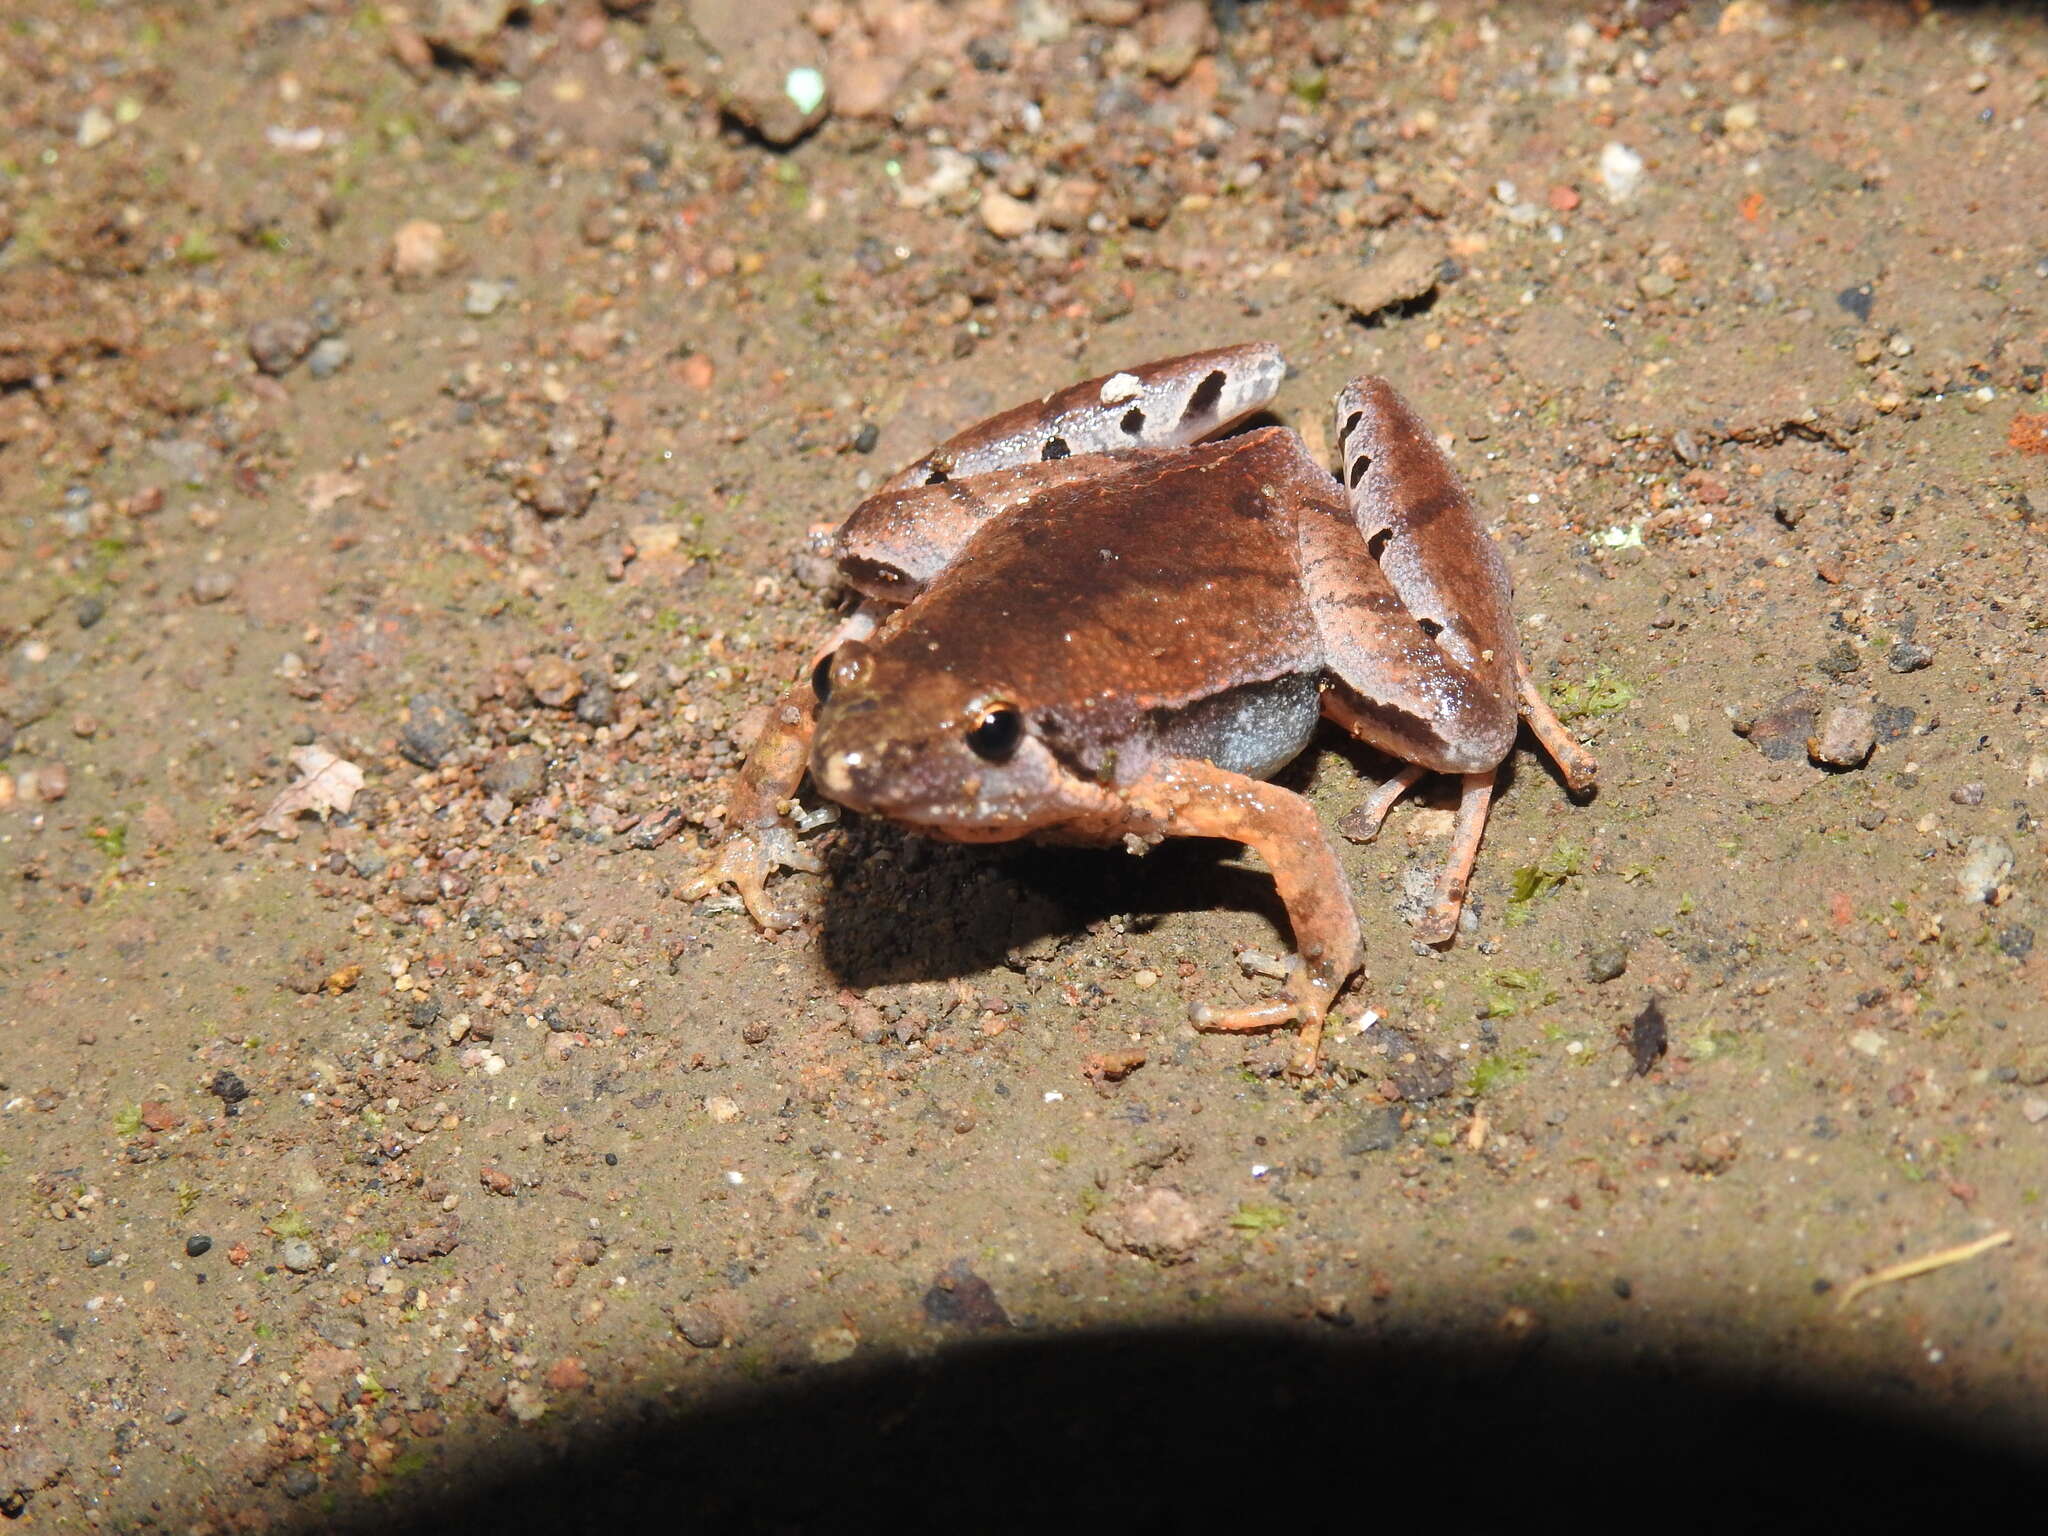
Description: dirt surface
xmin=4 ymin=0 xmax=2048 ymax=1527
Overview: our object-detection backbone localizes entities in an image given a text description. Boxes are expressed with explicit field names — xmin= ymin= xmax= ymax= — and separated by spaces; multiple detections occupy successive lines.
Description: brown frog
xmin=685 ymin=343 xmax=1597 ymax=1070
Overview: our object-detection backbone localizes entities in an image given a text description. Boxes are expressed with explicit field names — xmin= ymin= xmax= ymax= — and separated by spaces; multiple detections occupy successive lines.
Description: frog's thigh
xmin=1299 ymin=507 xmax=1516 ymax=774
xmin=1332 ymin=376 xmax=1520 ymax=676
xmin=882 ymin=343 xmax=1287 ymax=491
xmin=1120 ymin=756 xmax=1362 ymax=1063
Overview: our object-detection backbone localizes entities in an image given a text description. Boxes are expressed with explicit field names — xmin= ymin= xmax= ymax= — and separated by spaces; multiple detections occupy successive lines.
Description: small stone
xmin=979 ymin=189 xmax=1039 ymax=240
xmin=1836 ymin=284 xmax=1875 ymax=322
xmin=1342 ymin=1104 xmax=1405 ymax=1155
xmin=86 ymin=1248 xmax=113 ymax=1267
xmin=247 ymin=316 xmax=318 ymax=376
xmin=1887 ymin=642 xmax=1932 ymax=673
xmin=1808 ymin=707 xmax=1876 ymax=769
xmin=2011 ymin=1045 xmax=2048 ymax=1086
xmin=314 ymin=1315 xmax=365 ymax=1349
xmin=78 ymin=106 xmax=116 ymax=148
xmin=463 ymin=279 xmax=510 ymax=317
xmin=1599 ymin=141 xmax=1645 ymax=201
xmin=852 ymin=423 xmax=879 ymax=454
xmin=306 ymin=337 xmax=352 ymax=379
xmin=280 ymin=1237 xmax=320 ymax=1273
xmin=1723 ymin=101 xmax=1760 ymax=132
xmin=1585 ymin=943 xmax=1629 ymax=984
xmin=1815 ymin=640 xmax=1861 ymax=677
xmin=190 ymin=568 xmax=237 ymax=604
xmin=1083 ymin=1185 xmax=1207 ymax=1263
xmin=185 ymin=1234 xmax=212 ymax=1258
xmin=1957 ymin=836 xmax=2014 ymax=904
xmin=704 ymin=1095 xmax=742 ymax=1124
xmin=544 ymin=1356 xmax=592 ymax=1393
xmin=480 ymin=748 xmax=546 ymax=805
xmin=574 ymin=672 xmax=616 ymax=726
xmin=921 ymin=1260 xmax=1012 ymax=1330
xmin=280 ymin=1467 xmax=318 ymax=1500
xmin=1951 ymin=782 xmax=1985 ymax=806
xmin=1040 ymin=177 xmax=1101 ymax=231
xmin=2023 ymin=1098 xmax=2048 ymax=1126
xmin=1998 ymin=925 xmax=2034 ymax=961
xmin=1637 ymin=270 xmax=1678 ymax=299
xmin=1856 ymin=808 xmax=1887 ymax=831
xmin=1848 ymin=1029 xmax=1886 ymax=1059
xmin=389 ymin=219 xmax=451 ymax=286
xmin=75 ymin=594 xmax=106 ymax=629
xmin=399 ymin=692 xmax=472 ymax=767
xmin=526 ymin=655 xmax=583 ymax=708
xmin=1745 ymin=690 xmax=1821 ymax=761
xmin=1329 ymin=237 xmax=1445 ymax=323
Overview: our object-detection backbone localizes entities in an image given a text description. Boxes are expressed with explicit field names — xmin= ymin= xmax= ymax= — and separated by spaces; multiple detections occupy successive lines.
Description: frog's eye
xmin=810 ymin=651 xmax=836 ymax=703
xmin=964 ymin=702 xmax=1024 ymax=762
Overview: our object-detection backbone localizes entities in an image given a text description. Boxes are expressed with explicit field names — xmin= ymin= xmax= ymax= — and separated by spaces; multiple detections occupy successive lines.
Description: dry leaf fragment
xmin=256 ymin=745 xmax=365 ymax=840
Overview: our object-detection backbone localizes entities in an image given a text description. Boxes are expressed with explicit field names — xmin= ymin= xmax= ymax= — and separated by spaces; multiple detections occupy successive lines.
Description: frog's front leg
xmin=681 ymin=603 xmax=882 ymax=928
xmin=1117 ymin=756 xmax=1363 ymax=1075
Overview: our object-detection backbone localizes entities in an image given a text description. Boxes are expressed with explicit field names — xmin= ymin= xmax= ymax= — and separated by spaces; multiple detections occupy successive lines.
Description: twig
xmin=1836 ymin=1230 xmax=2014 ymax=1313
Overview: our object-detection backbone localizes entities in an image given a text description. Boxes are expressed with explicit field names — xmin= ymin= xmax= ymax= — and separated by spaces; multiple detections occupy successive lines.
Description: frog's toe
xmin=1412 ymin=901 xmax=1462 ymax=945
xmin=682 ymin=828 xmax=824 ymax=931
xmin=1189 ymin=997 xmax=1300 ymax=1033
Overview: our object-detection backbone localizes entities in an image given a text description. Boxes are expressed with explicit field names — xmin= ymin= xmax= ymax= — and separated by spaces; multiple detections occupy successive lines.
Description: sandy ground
xmin=3 ymin=0 xmax=2047 ymax=1528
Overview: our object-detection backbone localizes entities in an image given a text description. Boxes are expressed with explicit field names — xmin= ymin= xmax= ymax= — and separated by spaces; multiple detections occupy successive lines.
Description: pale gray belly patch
xmin=1152 ymin=673 xmax=1322 ymax=781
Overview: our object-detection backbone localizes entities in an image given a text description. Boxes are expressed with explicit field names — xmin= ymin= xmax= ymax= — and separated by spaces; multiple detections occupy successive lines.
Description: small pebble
xmin=1951 ymin=782 xmax=1985 ymax=807
xmin=1814 ymin=640 xmax=1861 ymax=678
xmin=185 ymin=1234 xmax=212 ymax=1258
xmin=191 ymin=568 xmax=238 ymax=604
xmin=979 ymin=189 xmax=1040 ymax=240
xmin=86 ymin=1247 xmax=114 ymax=1267
xmin=247 ymin=316 xmax=318 ymax=376
xmin=389 ymin=219 xmax=451 ymax=285
xmin=1808 ymin=707 xmax=1876 ymax=769
xmin=1586 ymin=943 xmax=1629 ymax=984
xmin=527 ymin=655 xmax=584 ymax=708
xmin=1957 ymin=836 xmax=2014 ymax=904
xmin=481 ymin=748 xmax=546 ymax=805
xmin=77 ymin=106 xmax=116 ymax=149
xmin=306 ymin=337 xmax=352 ymax=379
xmin=1856 ymin=808 xmax=1887 ymax=831
xmin=853 ymin=423 xmax=879 ymax=454
xmin=1599 ymin=141 xmax=1645 ymax=201
xmin=1887 ymin=642 xmax=1932 ymax=673
xmin=464 ymin=279 xmax=510 ymax=317
xmin=1637 ymin=270 xmax=1677 ymax=300
xmin=75 ymin=594 xmax=106 ymax=628
xmin=280 ymin=1237 xmax=319 ymax=1273
xmin=399 ymin=692 xmax=473 ymax=767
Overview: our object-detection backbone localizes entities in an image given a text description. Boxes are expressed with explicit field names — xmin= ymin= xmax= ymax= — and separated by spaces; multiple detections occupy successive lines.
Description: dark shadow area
xmin=815 ymin=817 xmax=1292 ymax=988
xmin=341 ymin=1323 xmax=2046 ymax=1536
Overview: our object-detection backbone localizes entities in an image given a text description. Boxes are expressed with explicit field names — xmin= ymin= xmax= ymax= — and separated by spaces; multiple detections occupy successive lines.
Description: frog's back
xmin=883 ymin=429 xmax=1329 ymax=756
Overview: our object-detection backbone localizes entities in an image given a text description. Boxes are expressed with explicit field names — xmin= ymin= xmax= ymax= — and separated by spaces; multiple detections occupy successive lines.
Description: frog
xmin=684 ymin=342 xmax=1597 ymax=1071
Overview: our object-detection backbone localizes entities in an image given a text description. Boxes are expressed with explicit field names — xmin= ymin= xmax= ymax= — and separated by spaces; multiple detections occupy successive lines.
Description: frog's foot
xmin=680 ymin=824 xmax=824 ymax=931
xmin=1190 ymin=962 xmax=1334 ymax=1076
xmin=1516 ymin=664 xmax=1599 ymax=796
xmin=1337 ymin=764 xmax=1426 ymax=844
xmin=1408 ymin=770 xmax=1495 ymax=946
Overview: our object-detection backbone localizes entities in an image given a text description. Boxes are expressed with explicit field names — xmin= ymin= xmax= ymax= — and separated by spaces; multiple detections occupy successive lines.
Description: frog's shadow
xmin=815 ymin=819 xmax=1285 ymax=990
xmin=812 ymin=735 xmax=1553 ymax=989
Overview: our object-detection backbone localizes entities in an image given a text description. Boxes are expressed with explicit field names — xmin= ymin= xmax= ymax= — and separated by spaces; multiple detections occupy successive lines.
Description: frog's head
xmin=808 ymin=640 xmax=1083 ymax=837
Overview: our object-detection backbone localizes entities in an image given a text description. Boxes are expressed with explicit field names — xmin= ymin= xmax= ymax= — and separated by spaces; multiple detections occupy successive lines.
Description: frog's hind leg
xmin=881 ymin=343 xmax=1287 ymax=492
xmin=1516 ymin=662 xmax=1600 ymax=794
xmin=1116 ymin=756 xmax=1363 ymax=1075
xmin=1333 ymin=375 xmax=1598 ymax=796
